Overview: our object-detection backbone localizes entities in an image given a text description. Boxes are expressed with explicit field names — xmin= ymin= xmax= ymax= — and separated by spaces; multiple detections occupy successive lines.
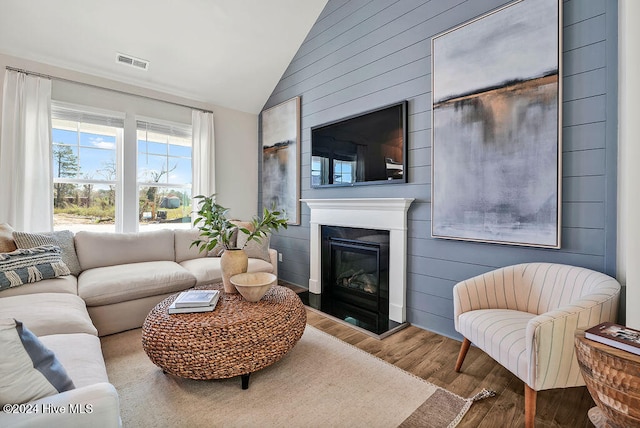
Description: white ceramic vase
xmin=220 ymin=248 xmax=248 ymax=293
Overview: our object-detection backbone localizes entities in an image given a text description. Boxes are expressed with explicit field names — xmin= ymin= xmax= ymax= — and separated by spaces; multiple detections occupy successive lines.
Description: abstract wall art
xmin=261 ymin=96 xmax=301 ymax=225
xmin=431 ymin=0 xmax=561 ymax=248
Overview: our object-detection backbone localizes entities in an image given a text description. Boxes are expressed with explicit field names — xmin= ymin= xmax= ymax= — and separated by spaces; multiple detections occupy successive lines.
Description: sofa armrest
xmin=526 ymin=290 xmax=620 ymax=391
xmin=268 ymin=248 xmax=278 ymax=278
xmin=0 ymin=383 xmax=121 ymax=428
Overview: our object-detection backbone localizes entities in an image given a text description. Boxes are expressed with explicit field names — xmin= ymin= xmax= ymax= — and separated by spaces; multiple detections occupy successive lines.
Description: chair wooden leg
xmin=455 ymin=338 xmax=471 ymax=372
xmin=524 ymin=384 xmax=537 ymax=428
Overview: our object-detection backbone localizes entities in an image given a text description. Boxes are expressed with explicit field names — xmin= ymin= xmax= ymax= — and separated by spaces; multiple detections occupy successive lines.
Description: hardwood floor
xmin=305 ymin=309 xmax=596 ymax=428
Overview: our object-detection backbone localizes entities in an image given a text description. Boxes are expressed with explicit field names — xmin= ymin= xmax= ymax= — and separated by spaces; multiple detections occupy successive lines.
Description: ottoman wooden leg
xmin=241 ymin=373 xmax=251 ymax=390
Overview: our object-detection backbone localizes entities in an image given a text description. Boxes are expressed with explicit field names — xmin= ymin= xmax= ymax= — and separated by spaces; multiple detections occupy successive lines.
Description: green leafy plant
xmin=190 ymin=194 xmax=288 ymax=254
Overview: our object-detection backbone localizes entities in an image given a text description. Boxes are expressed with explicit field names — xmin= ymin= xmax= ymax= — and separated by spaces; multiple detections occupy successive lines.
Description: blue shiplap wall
xmin=259 ymin=0 xmax=618 ymax=339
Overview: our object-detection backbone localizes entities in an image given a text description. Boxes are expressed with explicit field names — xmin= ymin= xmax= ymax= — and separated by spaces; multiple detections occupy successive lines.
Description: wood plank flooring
xmin=305 ymin=309 xmax=595 ymax=428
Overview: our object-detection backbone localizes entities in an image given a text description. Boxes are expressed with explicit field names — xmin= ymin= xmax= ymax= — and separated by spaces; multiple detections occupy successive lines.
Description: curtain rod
xmin=5 ymin=66 xmax=214 ymax=114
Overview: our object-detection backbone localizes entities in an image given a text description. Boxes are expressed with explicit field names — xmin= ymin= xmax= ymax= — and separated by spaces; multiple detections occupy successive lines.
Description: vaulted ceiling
xmin=0 ymin=0 xmax=327 ymax=113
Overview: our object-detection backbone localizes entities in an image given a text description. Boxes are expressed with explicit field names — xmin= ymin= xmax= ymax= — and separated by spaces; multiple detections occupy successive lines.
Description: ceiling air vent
xmin=116 ymin=53 xmax=149 ymax=71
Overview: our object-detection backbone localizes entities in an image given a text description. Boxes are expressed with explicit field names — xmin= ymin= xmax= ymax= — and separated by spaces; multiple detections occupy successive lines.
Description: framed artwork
xmin=431 ymin=0 xmax=561 ymax=248
xmin=261 ymin=96 xmax=301 ymax=225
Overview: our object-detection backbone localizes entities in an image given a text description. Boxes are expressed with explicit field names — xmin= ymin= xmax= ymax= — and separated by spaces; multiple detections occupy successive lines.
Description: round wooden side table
xmin=142 ymin=283 xmax=307 ymax=389
xmin=575 ymin=331 xmax=640 ymax=428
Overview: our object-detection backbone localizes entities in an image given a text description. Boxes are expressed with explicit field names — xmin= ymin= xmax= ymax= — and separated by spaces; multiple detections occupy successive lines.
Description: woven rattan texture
xmin=142 ymin=283 xmax=307 ymax=380
xmin=575 ymin=333 xmax=640 ymax=427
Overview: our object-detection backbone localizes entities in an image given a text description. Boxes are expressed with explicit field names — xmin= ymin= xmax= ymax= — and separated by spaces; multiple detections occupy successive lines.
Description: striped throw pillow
xmin=12 ymin=230 xmax=82 ymax=276
xmin=0 ymin=245 xmax=70 ymax=291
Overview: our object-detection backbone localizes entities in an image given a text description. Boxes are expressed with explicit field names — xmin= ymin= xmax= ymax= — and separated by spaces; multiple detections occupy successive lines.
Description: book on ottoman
xmin=168 ymin=290 xmax=220 ymax=314
xmin=585 ymin=322 xmax=640 ymax=356
xmin=174 ymin=290 xmax=219 ymax=308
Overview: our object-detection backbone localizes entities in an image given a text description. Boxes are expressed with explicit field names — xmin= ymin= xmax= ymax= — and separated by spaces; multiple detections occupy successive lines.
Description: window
xmin=137 ymin=120 xmax=192 ymax=231
xmin=51 ymin=104 xmax=123 ymax=233
xmin=51 ymin=103 xmax=193 ymax=233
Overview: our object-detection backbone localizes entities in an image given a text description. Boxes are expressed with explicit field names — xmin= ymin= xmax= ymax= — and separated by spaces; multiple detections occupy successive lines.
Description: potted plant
xmin=191 ymin=194 xmax=288 ymax=293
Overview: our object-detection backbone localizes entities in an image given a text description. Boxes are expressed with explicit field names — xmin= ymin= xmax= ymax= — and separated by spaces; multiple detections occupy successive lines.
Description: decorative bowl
xmin=230 ymin=272 xmax=277 ymax=302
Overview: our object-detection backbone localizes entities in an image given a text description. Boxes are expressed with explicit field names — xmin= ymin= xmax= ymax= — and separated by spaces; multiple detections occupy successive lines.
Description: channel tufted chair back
xmin=453 ymin=263 xmax=620 ymax=428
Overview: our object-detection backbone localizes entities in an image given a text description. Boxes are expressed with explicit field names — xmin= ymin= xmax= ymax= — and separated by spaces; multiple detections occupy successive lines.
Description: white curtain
xmin=191 ymin=110 xmax=216 ymax=200
xmin=0 ymin=70 xmax=53 ymax=232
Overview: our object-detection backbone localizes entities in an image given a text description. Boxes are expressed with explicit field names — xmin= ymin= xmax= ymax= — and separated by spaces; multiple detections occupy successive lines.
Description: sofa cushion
xmin=0 ymin=246 xmax=70 ymax=291
xmin=178 ymin=257 xmax=222 ymax=286
xmin=247 ymin=257 xmax=275 ymax=275
xmin=13 ymin=230 xmax=82 ymax=276
xmin=180 ymin=256 xmax=273 ymax=286
xmin=75 ymin=229 xmax=175 ymax=270
xmin=457 ymin=309 xmax=535 ymax=383
xmin=0 ymin=223 xmax=17 ymax=253
xmin=174 ymin=228 xmax=206 ymax=263
xmin=0 ymin=275 xmax=77 ymax=298
xmin=237 ymin=231 xmax=271 ymax=262
xmin=0 ymin=319 xmax=75 ymax=405
xmin=40 ymin=333 xmax=109 ymax=388
xmin=0 ymin=293 xmax=97 ymax=337
xmin=78 ymin=261 xmax=196 ymax=306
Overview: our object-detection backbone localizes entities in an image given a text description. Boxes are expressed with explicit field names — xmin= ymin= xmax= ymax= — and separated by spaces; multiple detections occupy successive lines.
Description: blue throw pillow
xmin=0 ymin=245 xmax=70 ymax=291
xmin=0 ymin=319 xmax=75 ymax=405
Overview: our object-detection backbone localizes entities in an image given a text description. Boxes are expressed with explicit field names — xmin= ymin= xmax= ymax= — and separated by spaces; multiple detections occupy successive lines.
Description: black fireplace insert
xmin=319 ymin=225 xmax=390 ymax=334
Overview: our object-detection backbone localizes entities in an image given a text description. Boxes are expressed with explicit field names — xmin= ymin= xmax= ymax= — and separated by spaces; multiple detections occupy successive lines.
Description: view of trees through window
xmin=137 ymin=121 xmax=192 ymax=230
xmin=51 ymin=107 xmax=193 ymax=233
xmin=52 ymin=118 xmax=119 ymax=232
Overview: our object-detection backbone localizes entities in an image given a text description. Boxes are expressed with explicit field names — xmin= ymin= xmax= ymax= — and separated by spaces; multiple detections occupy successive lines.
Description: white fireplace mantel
xmin=301 ymin=198 xmax=414 ymax=323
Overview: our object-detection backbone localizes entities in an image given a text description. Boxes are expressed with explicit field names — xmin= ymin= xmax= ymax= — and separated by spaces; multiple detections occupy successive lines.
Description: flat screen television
xmin=310 ymin=101 xmax=407 ymax=187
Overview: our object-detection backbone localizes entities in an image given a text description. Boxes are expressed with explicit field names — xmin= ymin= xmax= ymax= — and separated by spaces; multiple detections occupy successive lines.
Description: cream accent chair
xmin=453 ymin=263 xmax=620 ymax=428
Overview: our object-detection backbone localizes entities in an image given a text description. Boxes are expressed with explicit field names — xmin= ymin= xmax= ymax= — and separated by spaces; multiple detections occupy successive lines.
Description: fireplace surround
xmin=302 ymin=198 xmax=414 ymax=334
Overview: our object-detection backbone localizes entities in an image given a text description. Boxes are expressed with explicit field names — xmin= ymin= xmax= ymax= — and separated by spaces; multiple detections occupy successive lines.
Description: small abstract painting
xmin=261 ymin=96 xmax=301 ymax=225
xmin=431 ymin=0 xmax=561 ymax=248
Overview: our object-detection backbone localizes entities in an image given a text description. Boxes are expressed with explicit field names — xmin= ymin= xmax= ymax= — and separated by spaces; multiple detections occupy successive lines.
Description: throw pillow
xmin=0 ymin=245 xmax=71 ymax=291
xmin=0 ymin=318 xmax=75 ymax=405
xmin=236 ymin=231 xmax=271 ymax=262
xmin=0 ymin=223 xmax=17 ymax=253
xmin=12 ymin=230 xmax=81 ymax=276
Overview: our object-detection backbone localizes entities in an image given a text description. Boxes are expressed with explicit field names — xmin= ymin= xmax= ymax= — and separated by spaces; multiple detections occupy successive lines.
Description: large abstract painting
xmin=261 ymin=96 xmax=301 ymax=225
xmin=431 ymin=0 xmax=561 ymax=248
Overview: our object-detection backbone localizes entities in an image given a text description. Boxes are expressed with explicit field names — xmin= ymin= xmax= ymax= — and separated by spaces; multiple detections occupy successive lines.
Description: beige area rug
xmin=101 ymin=325 xmax=486 ymax=428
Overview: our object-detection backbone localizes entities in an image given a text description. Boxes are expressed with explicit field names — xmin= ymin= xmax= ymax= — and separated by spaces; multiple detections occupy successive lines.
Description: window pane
xmin=138 ymin=154 xmax=172 ymax=183
xmin=52 ymin=128 xmax=77 ymax=145
xmin=53 ymin=183 xmax=116 ymax=233
xmin=169 ymin=157 xmax=192 ymax=185
xmin=79 ymin=132 xmax=116 ymax=150
xmin=138 ymin=186 xmax=192 ymax=231
xmin=137 ymin=119 xmax=192 ymax=230
xmin=79 ymin=147 xmax=115 ymax=177
xmin=169 ymin=144 xmax=191 ymax=157
xmin=52 ymin=145 xmax=79 ymax=178
xmin=52 ymin=108 xmax=120 ymax=233
xmin=138 ymin=140 xmax=167 ymax=156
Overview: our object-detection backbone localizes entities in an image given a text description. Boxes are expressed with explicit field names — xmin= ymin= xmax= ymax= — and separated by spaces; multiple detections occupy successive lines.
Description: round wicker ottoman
xmin=142 ymin=283 xmax=307 ymax=389
xmin=575 ymin=332 xmax=640 ymax=427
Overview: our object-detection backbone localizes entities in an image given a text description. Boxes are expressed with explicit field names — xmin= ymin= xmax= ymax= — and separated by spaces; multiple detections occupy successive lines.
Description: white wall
xmin=0 ymin=53 xmax=258 ymax=223
xmin=618 ymin=0 xmax=640 ymax=329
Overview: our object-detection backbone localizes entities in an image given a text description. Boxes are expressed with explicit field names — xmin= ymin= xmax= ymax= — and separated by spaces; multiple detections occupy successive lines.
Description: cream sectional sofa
xmin=0 ymin=227 xmax=277 ymax=428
